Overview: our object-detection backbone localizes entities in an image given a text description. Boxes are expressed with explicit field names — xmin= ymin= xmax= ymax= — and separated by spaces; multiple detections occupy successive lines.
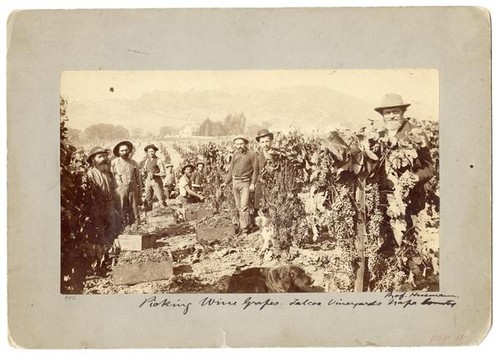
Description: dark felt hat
xmin=144 ymin=144 xmax=159 ymax=152
xmin=181 ymin=163 xmax=195 ymax=174
xmin=255 ymin=128 xmax=274 ymax=142
xmin=374 ymin=93 xmax=411 ymax=114
xmin=86 ymin=146 xmax=108 ymax=164
xmin=113 ymin=140 xmax=134 ymax=157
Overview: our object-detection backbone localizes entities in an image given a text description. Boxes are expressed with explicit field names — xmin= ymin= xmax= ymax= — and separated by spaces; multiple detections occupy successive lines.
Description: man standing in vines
xmin=142 ymin=144 xmax=168 ymax=211
xmin=374 ymin=93 xmax=436 ymax=254
xmin=221 ymin=136 xmax=259 ymax=236
xmin=86 ymin=146 xmax=122 ymax=266
xmin=254 ymin=129 xmax=274 ymax=213
xmin=191 ymin=161 xmax=206 ymax=194
xmin=111 ymin=141 xmax=142 ymax=227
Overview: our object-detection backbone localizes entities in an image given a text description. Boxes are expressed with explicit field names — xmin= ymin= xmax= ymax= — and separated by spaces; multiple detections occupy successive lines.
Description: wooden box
xmin=116 ymin=233 xmax=157 ymax=251
xmin=113 ymin=260 xmax=173 ymax=285
xmin=196 ymin=225 xmax=236 ymax=242
xmin=184 ymin=208 xmax=214 ymax=222
xmin=146 ymin=215 xmax=176 ymax=228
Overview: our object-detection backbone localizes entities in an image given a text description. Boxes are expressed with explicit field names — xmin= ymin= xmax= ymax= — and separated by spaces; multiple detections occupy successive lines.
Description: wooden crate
xmin=116 ymin=233 xmax=157 ymax=251
xmin=184 ymin=208 xmax=214 ymax=222
xmin=113 ymin=260 xmax=173 ymax=285
xmin=146 ymin=215 xmax=176 ymax=228
xmin=196 ymin=225 xmax=235 ymax=242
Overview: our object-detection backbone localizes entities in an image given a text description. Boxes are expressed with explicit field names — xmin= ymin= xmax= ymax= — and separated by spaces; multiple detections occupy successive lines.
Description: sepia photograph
xmin=7 ymin=6 xmax=491 ymax=348
xmin=60 ymin=69 xmax=440 ymax=295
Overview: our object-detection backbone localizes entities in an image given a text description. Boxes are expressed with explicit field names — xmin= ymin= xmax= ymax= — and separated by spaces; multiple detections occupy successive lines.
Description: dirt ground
xmin=83 ymin=200 xmax=439 ymax=295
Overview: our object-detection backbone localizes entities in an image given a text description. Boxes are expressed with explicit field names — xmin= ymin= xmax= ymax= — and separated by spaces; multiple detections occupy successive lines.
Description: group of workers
xmin=78 ymin=93 xmax=435 ymax=253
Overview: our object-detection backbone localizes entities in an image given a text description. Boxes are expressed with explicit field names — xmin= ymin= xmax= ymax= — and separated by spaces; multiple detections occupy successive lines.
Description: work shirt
xmin=192 ymin=170 xmax=204 ymax=189
xmin=178 ymin=175 xmax=192 ymax=197
xmin=224 ymin=150 xmax=258 ymax=185
xmin=110 ymin=157 xmax=142 ymax=189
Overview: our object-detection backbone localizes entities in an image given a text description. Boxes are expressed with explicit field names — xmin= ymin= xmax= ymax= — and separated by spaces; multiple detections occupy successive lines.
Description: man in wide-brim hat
xmin=143 ymin=143 xmax=159 ymax=153
xmin=86 ymin=146 xmax=108 ymax=165
xmin=86 ymin=146 xmax=122 ymax=249
xmin=221 ymin=135 xmax=259 ymax=235
xmin=374 ymin=93 xmax=412 ymax=135
xmin=113 ymin=140 xmax=134 ymax=157
xmin=110 ymin=140 xmax=142 ymax=226
xmin=254 ymin=129 xmax=275 ymax=212
xmin=177 ymin=163 xmax=204 ymax=204
xmin=142 ymin=143 xmax=167 ymax=211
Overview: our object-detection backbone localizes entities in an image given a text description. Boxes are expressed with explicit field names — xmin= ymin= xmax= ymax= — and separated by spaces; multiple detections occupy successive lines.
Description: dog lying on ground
xmin=226 ymin=265 xmax=314 ymax=293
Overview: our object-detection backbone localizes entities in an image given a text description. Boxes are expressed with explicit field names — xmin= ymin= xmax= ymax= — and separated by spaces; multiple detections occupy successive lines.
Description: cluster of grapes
xmin=397 ymin=170 xmax=417 ymax=199
xmin=367 ymin=253 xmax=407 ymax=291
xmin=365 ymin=183 xmax=380 ymax=213
xmin=330 ymin=185 xmax=356 ymax=241
xmin=330 ymin=240 xmax=356 ymax=291
xmin=315 ymin=151 xmax=335 ymax=188
xmin=365 ymin=183 xmax=383 ymax=244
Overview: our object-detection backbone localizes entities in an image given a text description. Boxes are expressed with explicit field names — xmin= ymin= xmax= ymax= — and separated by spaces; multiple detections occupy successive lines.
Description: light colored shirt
xmin=178 ymin=175 xmax=192 ymax=197
xmin=110 ymin=157 xmax=141 ymax=189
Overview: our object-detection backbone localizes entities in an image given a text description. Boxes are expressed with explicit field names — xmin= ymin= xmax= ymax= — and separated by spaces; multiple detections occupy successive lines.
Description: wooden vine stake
xmin=354 ymin=177 xmax=367 ymax=292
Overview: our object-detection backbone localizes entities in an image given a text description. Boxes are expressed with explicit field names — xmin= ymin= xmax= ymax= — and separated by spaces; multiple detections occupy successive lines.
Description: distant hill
xmin=65 ymin=86 xmax=428 ymax=133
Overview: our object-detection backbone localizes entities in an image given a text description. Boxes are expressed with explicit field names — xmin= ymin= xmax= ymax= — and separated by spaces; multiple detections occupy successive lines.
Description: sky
xmin=60 ymin=69 xmax=439 ymax=132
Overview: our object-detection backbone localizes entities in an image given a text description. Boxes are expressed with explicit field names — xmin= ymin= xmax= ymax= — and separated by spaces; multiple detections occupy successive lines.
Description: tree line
xmin=66 ymin=112 xmax=272 ymax=145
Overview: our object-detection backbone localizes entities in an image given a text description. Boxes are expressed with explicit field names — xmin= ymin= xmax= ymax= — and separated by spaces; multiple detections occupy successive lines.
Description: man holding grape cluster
xmin=375 ymin=93 xmax=435 ymax=184
xmin=374 ymin=93 xmax=436 ymax=252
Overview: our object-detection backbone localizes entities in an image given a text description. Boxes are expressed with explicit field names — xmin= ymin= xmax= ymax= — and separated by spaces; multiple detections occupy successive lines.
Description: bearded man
xmin=110 ymin=141 xmax=142 ymax=226
xmin=86 ymin=146 xmax=122 ymax=249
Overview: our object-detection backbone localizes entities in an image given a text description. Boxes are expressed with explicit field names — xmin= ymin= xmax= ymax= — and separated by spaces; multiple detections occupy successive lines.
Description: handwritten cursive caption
xmin=137 ymin=292 xmax=458 ymax=315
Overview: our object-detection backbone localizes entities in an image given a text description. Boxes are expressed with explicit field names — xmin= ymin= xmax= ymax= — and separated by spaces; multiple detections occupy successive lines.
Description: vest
xmin=145 ymin=157 xmax=160 ymax=174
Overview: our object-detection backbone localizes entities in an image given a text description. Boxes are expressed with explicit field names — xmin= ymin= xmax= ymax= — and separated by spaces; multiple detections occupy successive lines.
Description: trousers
xmin=145 ymin=176 xmax=165 ymax=208
xmin=232 ymin=179 xmax=252 ymax=232
xmin=116 ymin=184 xmax=140 ymax=225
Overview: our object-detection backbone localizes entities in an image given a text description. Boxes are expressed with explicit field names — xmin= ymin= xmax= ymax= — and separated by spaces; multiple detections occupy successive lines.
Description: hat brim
xmin=233 ymin=137 xmax=249 ymax=144
xmin=181 ymin=164 xmax=196 ymax=173
xmin=113 ymin=141 xmax=134 ymax=157
xmin=256 ymin=132 xmax=274 ymax=142
xmin=374 ymin=103 xmax=411 ymax=114
xmin=86 ymin=149 xmax=108 ymax=164
xmin=144 ymin=145 xmax=159 ymax=152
